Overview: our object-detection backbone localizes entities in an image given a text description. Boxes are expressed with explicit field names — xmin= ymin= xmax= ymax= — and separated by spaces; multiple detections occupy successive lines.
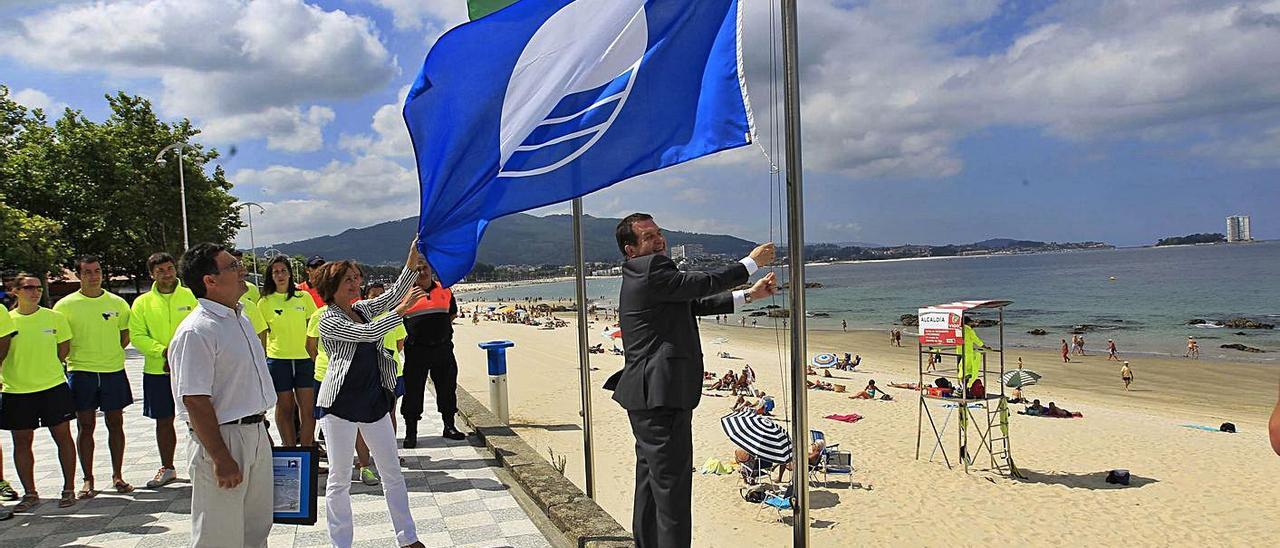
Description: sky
xmin=2 ymin=0 xmax=1278 ymax=249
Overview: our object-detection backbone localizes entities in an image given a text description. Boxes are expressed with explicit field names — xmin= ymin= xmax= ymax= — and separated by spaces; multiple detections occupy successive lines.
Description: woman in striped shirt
xmin=312 ymin=241 xmax=426 ymax=548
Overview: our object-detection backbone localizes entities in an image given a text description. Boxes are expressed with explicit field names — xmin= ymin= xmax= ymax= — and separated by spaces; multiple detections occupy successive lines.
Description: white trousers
xmin=319 ymin=413 xmax=417 ymax=548
xmin=188 ymin=422 xmax=273 ymax=548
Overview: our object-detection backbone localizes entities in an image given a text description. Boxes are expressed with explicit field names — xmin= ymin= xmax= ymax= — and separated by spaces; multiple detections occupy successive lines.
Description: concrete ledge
xmin=455 ymin=388 xmax=635 ymax=548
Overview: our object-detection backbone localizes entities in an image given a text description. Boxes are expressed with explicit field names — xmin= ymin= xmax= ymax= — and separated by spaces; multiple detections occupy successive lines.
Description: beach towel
xmin=701 ymin=457 xmax=735 ymax=475
xmin=825 ymin=413 xmax=864 ymax=423
xmin=1181 ymin=424 xmax=1237 ymax=433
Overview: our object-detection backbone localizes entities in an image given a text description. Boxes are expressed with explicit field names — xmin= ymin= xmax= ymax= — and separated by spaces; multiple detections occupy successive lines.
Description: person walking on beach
xmin=169 ymin=244 xmax=277 ymax=547
xmin=1185 ymin=336 xmax=1200 ymax=359
xmin=1060 ymin=339 xmax=1071 ymax=363
xmin=1120 ymin=361 xmax=1134 ymax=391
xmin=605 ymin=213 xmax=776 ymax=548
xmin=1078 ymin=335 xmax=1087 ymax=356
xmin=1107 ymin=339 xmax=1119 ymax=361
xmin=842 ymin=319 xmax=847 ymax=332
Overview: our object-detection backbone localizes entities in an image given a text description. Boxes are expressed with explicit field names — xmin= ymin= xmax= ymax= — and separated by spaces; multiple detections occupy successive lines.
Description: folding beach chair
xmin=753 ymin=483 xmax=795 ymax=522
xmin=808 ymin=430 xmax=854 ymax=488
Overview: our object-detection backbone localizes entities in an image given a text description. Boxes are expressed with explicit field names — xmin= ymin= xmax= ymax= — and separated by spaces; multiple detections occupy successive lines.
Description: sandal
xmin=59 ymin=490 xmax=76 ymax=508
xmin=14 ymin=493 xmax=39 ymax=513
xmin=77 ymin=478 xmax=97 ymax=500
xmin=113 ymin=479 xmax=135 ymax=494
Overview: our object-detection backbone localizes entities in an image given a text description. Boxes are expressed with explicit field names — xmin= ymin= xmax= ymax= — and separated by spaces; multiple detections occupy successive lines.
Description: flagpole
xmin=572 ymin=197 xmax=597 ymax=498
xmin=781 ymin=0 xmax=810 ymax=545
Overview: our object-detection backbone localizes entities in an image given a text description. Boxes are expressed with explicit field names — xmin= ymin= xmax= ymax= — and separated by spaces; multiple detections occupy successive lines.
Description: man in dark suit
xmin=606 ymin=213 xmax=776 ymax=547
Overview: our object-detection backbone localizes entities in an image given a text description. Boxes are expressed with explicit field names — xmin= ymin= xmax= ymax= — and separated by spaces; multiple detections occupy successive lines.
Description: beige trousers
xmin=187 ymin=422 xmax=273 ymax=547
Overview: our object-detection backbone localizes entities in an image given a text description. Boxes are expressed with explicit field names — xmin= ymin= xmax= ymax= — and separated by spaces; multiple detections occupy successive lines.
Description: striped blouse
xmin=315 ymin=267 xmax=417 ymax=409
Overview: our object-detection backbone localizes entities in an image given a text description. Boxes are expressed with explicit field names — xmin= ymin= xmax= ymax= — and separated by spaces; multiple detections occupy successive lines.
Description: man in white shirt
xmin=169 ymin=243 xmax=277 ymax=547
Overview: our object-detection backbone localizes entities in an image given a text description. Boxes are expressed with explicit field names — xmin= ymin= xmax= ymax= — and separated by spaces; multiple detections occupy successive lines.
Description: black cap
xmin=306 ymin=256 xmax=326 ymax=268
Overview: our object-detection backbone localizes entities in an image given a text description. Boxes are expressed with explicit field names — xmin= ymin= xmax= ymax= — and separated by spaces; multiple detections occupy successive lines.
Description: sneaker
xmin=146 ymin=467 xmax=178 ymax=488
xmin=358 ymin=467 xmax=381 ymax=486
xmin=0 ymin=480 xmax=18 ymax=501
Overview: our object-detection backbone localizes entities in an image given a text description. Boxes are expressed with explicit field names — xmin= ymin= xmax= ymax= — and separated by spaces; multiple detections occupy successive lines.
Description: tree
xmin=0 ymin=192 xmax=73 ymax=275
xmin=0 ymin=86 xmax=242 ymax=282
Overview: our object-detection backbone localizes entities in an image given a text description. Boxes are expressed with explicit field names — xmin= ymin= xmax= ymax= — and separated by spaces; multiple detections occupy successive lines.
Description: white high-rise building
xmin=1226 ymin=215 xmax=1252 ymax=242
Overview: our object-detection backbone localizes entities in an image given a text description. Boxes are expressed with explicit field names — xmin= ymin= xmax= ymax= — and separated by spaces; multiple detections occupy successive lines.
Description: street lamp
xmin=237 ymin=202 xmax=265 ymax=281
xmin=155 ymin=141 xmax=191 ymax=250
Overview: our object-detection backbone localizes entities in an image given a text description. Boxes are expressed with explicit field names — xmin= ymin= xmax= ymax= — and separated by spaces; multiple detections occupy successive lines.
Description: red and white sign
xmin=918 ymin=307 xmax=963 ymax=346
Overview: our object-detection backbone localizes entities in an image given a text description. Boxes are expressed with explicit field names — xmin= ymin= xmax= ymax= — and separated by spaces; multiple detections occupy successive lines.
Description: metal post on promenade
xmin=781 ymin=0 xmax=810 ymax=545
xmin=155 ymin=142 xmax=191 ymax=250
xmin=238 ymin=202 xmax=265 ymax=281
xmin=572 ymin=197 xmax=597 ymax=498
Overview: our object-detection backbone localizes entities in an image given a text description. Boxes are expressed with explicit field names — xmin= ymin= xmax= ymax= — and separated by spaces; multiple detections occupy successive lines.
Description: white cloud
xmin=735 ymin=0 xmax=1280 ymax=178
xmin=1 ymin=0 xmax=397 ymax=151
xmin=10 ymin=87 xmax=65 ymax=113
xmin=362 ymin=0 xmax=468 ymax=32
xmin=339 ymin=85 xmax=414 ymax=158
xmin=232 ymin=154 xmax=418 ymax=245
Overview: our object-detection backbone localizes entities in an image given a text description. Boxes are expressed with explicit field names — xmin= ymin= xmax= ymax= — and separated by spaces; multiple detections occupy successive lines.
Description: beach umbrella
xmin=601 ymin=326 xmax=622 ymax=339
xmin=811 ymin=353 xmax=838 ymax=368
xmin=721 ymin=408 xmax=794 ymax=463
xmin=1001 ymin=369 xmax=1042 ymax=388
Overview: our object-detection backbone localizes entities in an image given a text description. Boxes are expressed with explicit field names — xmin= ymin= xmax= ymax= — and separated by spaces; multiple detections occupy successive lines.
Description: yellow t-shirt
xmin=129 ymin=283 xmax=198 ymax=375
xmin=53 ymin=290 xmax=131 ymax=373
xmin=381 ymin=315 xmax=407 ymax=377
xmin=308 ymin=306 xmax=329 ymax=382
xmin=240 ymin=296 xmax=267 ymax=335
xmin=259 ymin=291 xmax=317 ymax=359
xmin=2 ymin=308 xmax=72 ymax=394
xmin=0 ymin=306 xmax=15 ymax=338
xmin=242 ymin=282 xmax=260 ymax=304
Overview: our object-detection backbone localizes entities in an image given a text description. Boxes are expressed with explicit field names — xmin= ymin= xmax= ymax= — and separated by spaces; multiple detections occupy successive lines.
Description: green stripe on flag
xmin=468 ymin=0 xmax=518 ymax=20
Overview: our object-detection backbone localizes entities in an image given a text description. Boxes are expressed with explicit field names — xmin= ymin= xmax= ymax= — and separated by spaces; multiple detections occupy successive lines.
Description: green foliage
xmin=0 ymin=86 xmax=242 ymax=280
xmin=1154 ymin=233 xmax=1226 ymax=246
xmin=0 ymin=192 xmax=73 ymax=275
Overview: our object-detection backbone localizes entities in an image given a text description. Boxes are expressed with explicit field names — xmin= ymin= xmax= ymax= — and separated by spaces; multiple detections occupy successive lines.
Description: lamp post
xmin=155 ymin=142 xmax=191 ymax=250
xmin=237 ymin=202 xmax=265 ymax=281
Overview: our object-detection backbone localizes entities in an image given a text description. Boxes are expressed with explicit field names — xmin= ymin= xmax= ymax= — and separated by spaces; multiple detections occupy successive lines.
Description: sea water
xmin=463 ymin=240 xmax=1280 ymax=361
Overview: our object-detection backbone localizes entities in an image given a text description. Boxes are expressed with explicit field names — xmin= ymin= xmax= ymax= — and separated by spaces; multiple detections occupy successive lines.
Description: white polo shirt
xmin=170 ymin=298 xmax=276 ymax=424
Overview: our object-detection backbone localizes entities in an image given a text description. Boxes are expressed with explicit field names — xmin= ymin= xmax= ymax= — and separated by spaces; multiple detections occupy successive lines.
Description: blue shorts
xmin=395 ymin=376 xmax=405 ymax=398
xmin=312 ymin=380 xmax=326 ymax=420
xmin=68 ymin=370 xmax=134 ymax=413
xmin=142 ymin=373 xmax=175 ymax=420
xmin=267 ymin=358 xmax=315 ymax=393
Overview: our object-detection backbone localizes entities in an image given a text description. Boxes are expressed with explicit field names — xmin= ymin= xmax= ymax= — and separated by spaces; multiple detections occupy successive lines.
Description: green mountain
xmin=270 ymin=213 xmax=757 ymax=266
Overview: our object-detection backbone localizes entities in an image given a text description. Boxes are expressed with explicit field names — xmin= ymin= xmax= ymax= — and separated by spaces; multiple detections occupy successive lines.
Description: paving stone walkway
xmin=0 ymin=350 xmax=552 ymax=547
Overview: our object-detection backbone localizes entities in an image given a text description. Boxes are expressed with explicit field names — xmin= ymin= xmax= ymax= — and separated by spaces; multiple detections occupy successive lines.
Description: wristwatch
xmin=744 ymin=293 xmax=753 ymax=304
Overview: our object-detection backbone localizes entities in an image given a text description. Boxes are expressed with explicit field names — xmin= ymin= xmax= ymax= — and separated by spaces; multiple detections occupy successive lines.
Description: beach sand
xmin=444 ymin=308 xmax=1280 ymax=546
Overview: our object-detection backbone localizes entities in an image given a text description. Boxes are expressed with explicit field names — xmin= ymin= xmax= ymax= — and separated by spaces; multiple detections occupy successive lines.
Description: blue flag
xmin=404 ymin=0 xmax=753 ymax=286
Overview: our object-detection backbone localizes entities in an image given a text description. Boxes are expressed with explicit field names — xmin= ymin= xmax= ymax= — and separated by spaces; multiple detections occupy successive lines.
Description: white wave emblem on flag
xmin=498 ymin=0 xmax=648 ymax=178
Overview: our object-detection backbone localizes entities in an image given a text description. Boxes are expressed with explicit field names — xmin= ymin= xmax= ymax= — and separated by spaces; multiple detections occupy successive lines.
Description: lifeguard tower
xmin=914 ymin=300 xmax=1019 ymax=476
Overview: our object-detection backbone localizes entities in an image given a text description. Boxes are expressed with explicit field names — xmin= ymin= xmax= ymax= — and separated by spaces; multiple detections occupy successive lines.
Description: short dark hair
xmin=146 ymin=252 xmax=176 ymax=274
xmin=615 ymin=213 xmax=653 ymax=255
xmin=76 ymin=255 xmax=101 ymax=274
xmin=362 ymin=282 xmax=385 ymax=299
xmin=313 ymin=260 xmax=362 ymax=305
xmin=179 ymin=243 xmax=226 ymax=299
xmin=228 ymin=249 xmax=244 ymax=258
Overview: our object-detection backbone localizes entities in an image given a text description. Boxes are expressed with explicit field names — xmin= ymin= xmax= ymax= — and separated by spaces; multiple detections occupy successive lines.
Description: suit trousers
xmin=401 ymin=343 xmax=459 ymax=426
xmin=187 ymin=422 xmax=273 ymax=548
xmin=627 ymin=407 xmax=694 ymax=548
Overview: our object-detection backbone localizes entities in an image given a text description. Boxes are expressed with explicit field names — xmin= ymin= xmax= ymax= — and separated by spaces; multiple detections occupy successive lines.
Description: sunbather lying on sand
xmin=888 ymin=382 xmax=921 ymax=390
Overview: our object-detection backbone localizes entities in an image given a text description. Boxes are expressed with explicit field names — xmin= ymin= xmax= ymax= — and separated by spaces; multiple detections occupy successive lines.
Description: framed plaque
xmin=271 ymin=446 xmax=319 ymax=525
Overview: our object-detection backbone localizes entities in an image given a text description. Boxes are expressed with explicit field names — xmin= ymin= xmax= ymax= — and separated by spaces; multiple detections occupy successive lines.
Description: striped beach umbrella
xmin=721 ymin=408 xmax=794 ymax=463
xmin=811 ymin=353 xmax=838 ymax=368
xmin=1001 ymin=369 xmax=1042 ymax=388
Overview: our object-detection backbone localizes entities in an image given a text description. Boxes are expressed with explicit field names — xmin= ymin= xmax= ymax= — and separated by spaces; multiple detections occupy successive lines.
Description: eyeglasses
xmin=214 ymin=259 xmax=242 ymax=274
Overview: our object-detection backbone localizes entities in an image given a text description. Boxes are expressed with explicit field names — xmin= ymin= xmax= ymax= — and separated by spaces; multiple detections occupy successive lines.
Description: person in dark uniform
xmin=605 ymin=213 xmax=777 ymax=548
xmin=400 ymin=272 xmax=464 ymax=448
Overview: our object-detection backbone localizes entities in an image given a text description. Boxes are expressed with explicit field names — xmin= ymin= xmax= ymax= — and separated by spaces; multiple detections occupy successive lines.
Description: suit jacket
xmin=607 ymin=253 xmax=748 ymax=411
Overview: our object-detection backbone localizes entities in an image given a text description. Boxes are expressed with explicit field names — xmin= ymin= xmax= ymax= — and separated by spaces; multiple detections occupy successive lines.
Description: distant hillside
xmin=270 ymin=213 xmax=757 ymax=266
xmin=801 ymin=237 xmax=1112 ymax=261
